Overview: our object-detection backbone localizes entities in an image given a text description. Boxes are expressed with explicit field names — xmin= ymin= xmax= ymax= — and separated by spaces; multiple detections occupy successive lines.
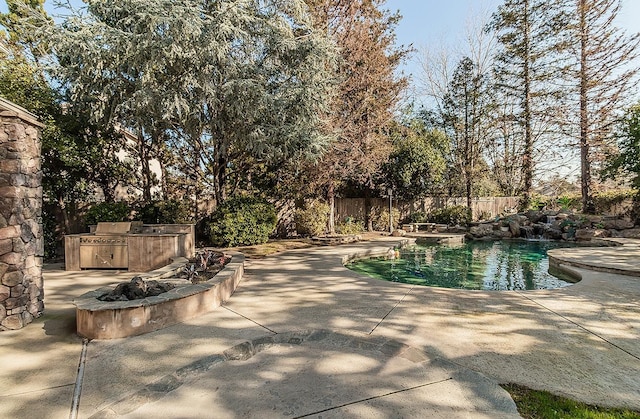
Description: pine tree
xmin=572 ymin=0 xmax=639 ymax=213
xmin=442 ymin=57 xmax=491 ymax=215
xmin=489 ymin=0 xmax=569 ymax=210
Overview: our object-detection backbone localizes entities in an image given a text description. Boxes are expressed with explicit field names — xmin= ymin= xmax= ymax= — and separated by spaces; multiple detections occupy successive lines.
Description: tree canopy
xmin=42 ymin=0 xmax=337 ymax=205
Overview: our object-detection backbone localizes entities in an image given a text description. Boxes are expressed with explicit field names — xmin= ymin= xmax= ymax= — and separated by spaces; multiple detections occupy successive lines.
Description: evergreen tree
xmin=381 ymin=115 xmax=448 ymax=200
xmin=602 ymin=103 xmax=640 ymax=191
xmin=39 ymin=0 xmax=337 ymax=206
xmin=572 ymin=0 xmax=639 ymax=213
xmin=442 ymin=57 xmax=491 ymax=215
xmin=489 ymin=0 xmax=569 ymax=210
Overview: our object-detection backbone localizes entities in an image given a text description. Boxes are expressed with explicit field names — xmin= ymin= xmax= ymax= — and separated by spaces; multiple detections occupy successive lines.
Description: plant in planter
xmin=181 ymin=250 xmax=231 ymax=284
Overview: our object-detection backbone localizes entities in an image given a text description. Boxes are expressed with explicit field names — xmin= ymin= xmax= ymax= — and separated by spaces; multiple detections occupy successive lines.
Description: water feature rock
xmin=575 ymin=229 xmax=610 ymax=241
xmin=469 ymin=224 xmax=493 ymax=238
xmin=621 ymin=228 xmax=640 ymax=238
xmin=508 ymin=220 xmax=521 ymax=237
xmin=524 ymin=210 xmax=544 ymax=223
xmin=603 ymin=218 xmax=635 ymax=230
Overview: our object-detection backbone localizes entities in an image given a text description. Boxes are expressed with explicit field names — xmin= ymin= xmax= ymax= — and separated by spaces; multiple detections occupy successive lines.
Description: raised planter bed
xmin=73 ymin=251 xmax=244 ymax=339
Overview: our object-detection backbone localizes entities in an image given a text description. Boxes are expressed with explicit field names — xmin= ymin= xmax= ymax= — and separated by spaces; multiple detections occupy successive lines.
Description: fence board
xmin=335 ymin=196 xmax=519 ymax=223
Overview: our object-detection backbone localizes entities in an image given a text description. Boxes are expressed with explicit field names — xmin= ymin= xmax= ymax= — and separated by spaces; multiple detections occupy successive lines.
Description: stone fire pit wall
xmin=0 ymin=98 xmax=45 ymax=331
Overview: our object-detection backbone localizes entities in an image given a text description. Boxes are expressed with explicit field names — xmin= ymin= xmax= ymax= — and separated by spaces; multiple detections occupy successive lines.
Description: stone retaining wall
xmin=0 ymin=98 xmax=44 ymax=331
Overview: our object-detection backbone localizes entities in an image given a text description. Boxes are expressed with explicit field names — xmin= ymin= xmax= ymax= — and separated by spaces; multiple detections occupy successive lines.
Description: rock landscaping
xmin=467 ymin=210 xmax=639 ymax=242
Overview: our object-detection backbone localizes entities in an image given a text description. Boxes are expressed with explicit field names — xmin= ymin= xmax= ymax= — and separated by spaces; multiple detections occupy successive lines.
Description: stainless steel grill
xmin=65 ymin=222 xmax=195 ymax=272
xmin=78 ymin=222 xmax=141 ymax=269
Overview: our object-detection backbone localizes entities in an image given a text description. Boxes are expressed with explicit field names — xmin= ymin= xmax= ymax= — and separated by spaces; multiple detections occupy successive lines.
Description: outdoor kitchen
xmin=64 ymin=221 xmax=195 ymax=272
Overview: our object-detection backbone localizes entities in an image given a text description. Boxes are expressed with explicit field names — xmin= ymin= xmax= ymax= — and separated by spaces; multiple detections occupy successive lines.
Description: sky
xmin=383 ymin=0 xmax=640 ymax=100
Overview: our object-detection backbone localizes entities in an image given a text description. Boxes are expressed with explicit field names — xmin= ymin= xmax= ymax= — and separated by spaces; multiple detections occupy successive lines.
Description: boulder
xmin=583 ymin=215 xmax=603 ymax=225
xmin=621 ymin=228 xmax=640 ymax=239
xmin=391 ymin=229 xmax=406 ymax=237
xmin=544 ymin=228 xmax=564 ymax=240
xmin=508 ymin=220 xmax=521 ymax=237
xmin=469 ymin=224 xmax=493 ymax=238
xmin=524 ymin=210 xmax=544 ymax=223
xmin=492 ymin=230 xmax=513 ymax=239
xmin=603 ymin=218 xmax=635 ymax=230
xmin=575 ymin=228 xmax=611 ymax=241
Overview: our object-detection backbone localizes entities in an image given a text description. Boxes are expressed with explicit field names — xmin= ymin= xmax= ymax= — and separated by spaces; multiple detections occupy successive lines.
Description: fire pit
xmin=64 ymin=222 xmax=195 ymax=272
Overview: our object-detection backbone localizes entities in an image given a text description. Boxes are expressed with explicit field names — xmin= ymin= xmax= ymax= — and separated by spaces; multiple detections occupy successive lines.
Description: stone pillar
xmin=0 ymin=98 xmax=45 ymax=331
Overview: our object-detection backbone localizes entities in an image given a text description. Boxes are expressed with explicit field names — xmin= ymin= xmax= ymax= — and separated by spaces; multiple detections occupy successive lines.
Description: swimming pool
xmin=347 ymin=240 xmax=579 ymax=291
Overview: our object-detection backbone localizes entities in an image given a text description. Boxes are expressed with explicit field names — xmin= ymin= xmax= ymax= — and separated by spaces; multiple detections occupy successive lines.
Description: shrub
xmin=370 ymin=206 xmax=401 ymax=231
xmin=84 ymin=201 xmax=131 ymax=226
xmin=208 ymin=196 xmax=277 ymax=247
xmin=336 ymin=216 xmax=364 ymax=235
xmin=405 ymin=211 xmax=428 ymax=224
xmin=556 ymin=195 xmax=580 ymax=211
xmin=294 ymin=200 xmax=329 ymax=236
xmin=593 ymin=190 xmax=637 ymax=214
xmin=138 ymin=199 xmax=192 ymax=224
xmin=427 ymin=205 xmax=470 ymax=226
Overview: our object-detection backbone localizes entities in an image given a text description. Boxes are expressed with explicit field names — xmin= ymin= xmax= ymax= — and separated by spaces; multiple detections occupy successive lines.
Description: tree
xmin=381 ymin=116 xmax=448 ymax=200
xmin=441 ymin=57 xmax=491 ymax=215
xmin=0 ymin=0 xmax=50 ymax=60
xmin=0 ymin=44 xmax=131 ymax=231
xmin=572 ymin=0 xmax=639 ymax=213
xmin=602 ymin=103 xmax=640 ymax=190
xmin=305 ymin=0 xmax=409 ymax=232
xmin=489 ymin=0 xmax=570 ymax=210
xmin=39 ymin=0 xmax=336 ymax=208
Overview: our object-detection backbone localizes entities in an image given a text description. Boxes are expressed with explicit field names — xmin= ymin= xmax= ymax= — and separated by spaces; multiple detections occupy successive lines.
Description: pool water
xmin=347 ymin=240 xmax=578 ymax=291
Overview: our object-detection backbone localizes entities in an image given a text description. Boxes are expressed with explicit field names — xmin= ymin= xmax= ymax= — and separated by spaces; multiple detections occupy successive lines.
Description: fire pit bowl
xmin=73 ymin=251 xmax=244 ymax=339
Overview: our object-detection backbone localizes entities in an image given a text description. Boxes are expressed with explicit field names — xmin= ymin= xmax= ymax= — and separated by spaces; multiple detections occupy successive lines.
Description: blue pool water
xmin=347 ymin=240 xmax=578 ymax=291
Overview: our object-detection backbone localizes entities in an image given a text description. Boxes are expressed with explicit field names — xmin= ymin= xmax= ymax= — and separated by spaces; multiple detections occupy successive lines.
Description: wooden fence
xmin=335 ymin=196 xmax=520 ymax=223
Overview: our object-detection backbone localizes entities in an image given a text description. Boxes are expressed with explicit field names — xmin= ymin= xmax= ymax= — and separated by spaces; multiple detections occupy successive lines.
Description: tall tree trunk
xmin=57 ymin=195 xmax=70 ymax=234
xmin=579 ymin=0 xmax=594 ymax=214
xmin=364 ymin=187 xmax=373 ymax=231
xmin=521 ymin=0 xmax=533 ymax=212
xmin=328 ymin=182 xmax=335 ymax=234
xmin=138 ymin=130 xmax=152 ymax=203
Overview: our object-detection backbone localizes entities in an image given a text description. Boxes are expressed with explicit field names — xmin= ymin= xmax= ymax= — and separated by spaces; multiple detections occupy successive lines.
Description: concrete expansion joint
xmin=86 ymin=329 xmax=439 ymax=418
xmin=517 ymin=291 xmax=640 ymax=361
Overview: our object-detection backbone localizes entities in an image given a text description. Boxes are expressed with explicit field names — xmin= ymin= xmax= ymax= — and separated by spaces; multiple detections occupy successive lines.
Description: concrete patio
xmin=1 ymin=236 xmax=639 ymax=418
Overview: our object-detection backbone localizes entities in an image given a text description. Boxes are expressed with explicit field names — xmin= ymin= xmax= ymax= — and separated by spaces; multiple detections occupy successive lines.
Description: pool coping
xmin=548 ymin=238 xmax=640 ymax=278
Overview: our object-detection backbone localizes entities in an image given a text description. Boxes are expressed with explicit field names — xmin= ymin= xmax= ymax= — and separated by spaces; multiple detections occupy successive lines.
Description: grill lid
xmin=94 ymin=221 xmax=142 ymax=235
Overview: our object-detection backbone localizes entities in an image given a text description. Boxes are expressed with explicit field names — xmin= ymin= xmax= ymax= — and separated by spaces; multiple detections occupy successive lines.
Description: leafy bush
xmin=427 ymin=205 xmax=470 ymax=226
xmin=84 ymin=201 xmax=131 ymax=226
xmin=208 ymin=196 xmax=277 ymax=247
xmin=370 ymin=206 xmax=401 ymax=231
xmin=556 ymin=195 xmax=580 ymax=211
xmin=336 ymin=217 xmax=364 ymax=235
xmin=294 ymin=200 xmax=329 ymax=236
xmin=405 ymin=211 xmax=428 ymax=224
xmin=593 ymin=190 xmax=637 ymax=214
xmin=138 ymin=199 xmax=192 ymax=224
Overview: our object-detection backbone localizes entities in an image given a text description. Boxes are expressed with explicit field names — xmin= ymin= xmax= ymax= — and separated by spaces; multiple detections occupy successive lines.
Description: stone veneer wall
xmin=0 ymin=98 xmax=44 ymax=330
